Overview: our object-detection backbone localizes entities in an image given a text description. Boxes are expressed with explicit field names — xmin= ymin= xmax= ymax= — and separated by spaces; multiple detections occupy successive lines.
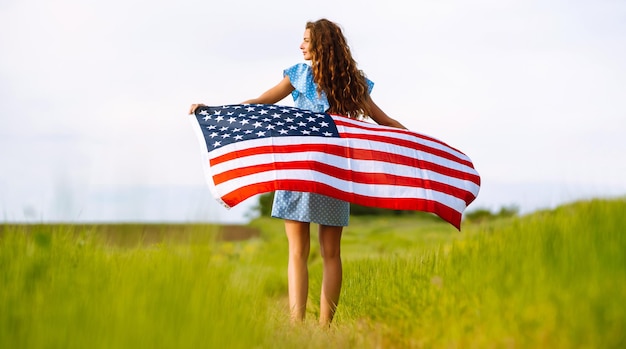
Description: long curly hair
xmin=306 ymin=19 xmax=372 ymax=119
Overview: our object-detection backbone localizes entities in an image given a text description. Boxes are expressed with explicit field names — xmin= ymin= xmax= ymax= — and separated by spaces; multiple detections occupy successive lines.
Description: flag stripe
xmin=218 ymin=169 xmax=465 ymax=205
xmin=220 ymin=179 xmax=463 ymax=229
xmin=214 ymin=168 xmax=465 ymax=210
xmin=341 ymin=132 xmax=474 ymax=168
xmin=208 ymin=121 xmax=475 ymax=172
xmin=209 ymin=139 xmax=480 ymax=185
xmin=210 ymin=150 xmax=479 ymax=195
xmin=212 ymin=160 xmax=476 ymax=205
xmin=333 ymin=115 xmax=453 ymax=148
xmin=332 ymin=116 xmax=470 ymax=162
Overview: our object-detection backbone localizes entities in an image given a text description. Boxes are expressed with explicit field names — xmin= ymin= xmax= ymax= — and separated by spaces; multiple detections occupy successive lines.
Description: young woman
xmin=190 ymin=18 xmax=405 ymax=325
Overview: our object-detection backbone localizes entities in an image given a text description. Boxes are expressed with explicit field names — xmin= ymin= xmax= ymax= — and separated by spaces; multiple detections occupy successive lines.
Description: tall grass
xmin=1 ymin=198 xmax=624 ymax=348
xmin=0 ymin=225 xmax=270 ymax=348
xmin=339 ymin=198 xmax=625 ymax=348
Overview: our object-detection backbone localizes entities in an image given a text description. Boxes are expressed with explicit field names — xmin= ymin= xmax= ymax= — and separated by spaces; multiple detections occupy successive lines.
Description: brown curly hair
xmin=306 ymin=19 xmax=372 ymax=119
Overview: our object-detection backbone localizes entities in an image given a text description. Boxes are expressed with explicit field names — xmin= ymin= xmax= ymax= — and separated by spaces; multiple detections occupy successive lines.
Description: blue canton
xmin=195 ymin=104 xmax=340 ymax=151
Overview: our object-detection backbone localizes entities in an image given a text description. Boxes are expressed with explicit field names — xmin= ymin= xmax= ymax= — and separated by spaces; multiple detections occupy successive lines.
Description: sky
xmin=1 ymin=0 xmax=625 ymax=224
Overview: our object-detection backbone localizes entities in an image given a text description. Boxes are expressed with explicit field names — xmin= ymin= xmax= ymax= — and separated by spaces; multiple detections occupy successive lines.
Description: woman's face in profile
xmin=300 ymin=29 xmax=312 ymax=61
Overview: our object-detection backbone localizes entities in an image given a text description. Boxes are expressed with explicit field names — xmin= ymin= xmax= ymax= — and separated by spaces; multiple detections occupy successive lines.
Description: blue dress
xmin=270 ymin=63 xmax=374 ymax=226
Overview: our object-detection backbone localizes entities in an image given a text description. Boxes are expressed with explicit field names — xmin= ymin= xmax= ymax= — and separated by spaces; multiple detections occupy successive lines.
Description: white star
xmin=206 ymin=125 xmax=216 ymax=130
xmin=272 ymin=113 xmax=282 ymax=118
xmin=294 ymin=112 xmax=303 ymax=118
xmin=199 ymin=110 xmax=209 ymax=115
xmin=233 ymin=128 xmax=241 ymax=133
xmin=213 ymin=110 xmax=222 ymax=115
xmin=213 ymin=141 xmax=221 ymax=147
xmin=288 ymin=125 xmax=297 ymax=130
xmin=234 ymin=135 xmax=244 ymax=140
xmin=256 ymin=131 xmax=266 ymax=137
xmin=220 ymin=126 xmax=228 ymax=131
xmin=262 ymin=118 xmax=271 ymax=122
xmin=307 ymin=116 xmax=316 ymax=122
xmin=253 ymin=121 xmax=263 ymax=128
xmin=320 ymin=121 xmax=329 ymax=127
xmin=227 ymin=117 xmax=237 ymax=123
xmin=246 ymin=106 xmax=255 ymax=112
xmin=240 ymin=119 xmax=249 ymax=125
xmin=311 ymin=126 xmax=320 ymax=132
xmin=221 ymin=133 xmax=230 ymax=139
xmin=298 ymin=121 xmax=307 ymax=127
xmin=285 ymin=117 xmax=294 ymax=123
xmin=202 ymin=115 xmax=211 ymax=121
xmin=215 ymin=115 xmax=224 ymax=122
xmin=276 ymin=121 xmax=285 ymax=126
xmin=301 ymin=130 xmax=311 ymax=135
xmin=258 ymin=109 xmax=268 ymax=115
xmin=278 ymin=129 xmax=289 ymax=135
xmin=266 ymin=124 xmax=275 ymax=130
xmin=209 ymin=132 xmax=218 ymax=138
xmin=244 ymin=130 xmax=253 ymax=134
xmin=323 ymin=132 xmax=333 ymax=137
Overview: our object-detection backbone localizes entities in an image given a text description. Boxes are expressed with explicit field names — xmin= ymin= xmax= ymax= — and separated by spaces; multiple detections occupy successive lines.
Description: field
xmin=1 ymin=198 xmax=625 ymax=348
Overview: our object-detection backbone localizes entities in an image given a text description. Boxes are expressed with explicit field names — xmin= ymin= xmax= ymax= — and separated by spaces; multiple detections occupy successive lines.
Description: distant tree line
xmin=463 ymin=205 xmax=519 ymax=222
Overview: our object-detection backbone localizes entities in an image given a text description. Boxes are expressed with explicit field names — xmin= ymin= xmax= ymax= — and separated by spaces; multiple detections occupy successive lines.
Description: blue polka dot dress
xmin=270 ymin=63 xmax=374 ymax=227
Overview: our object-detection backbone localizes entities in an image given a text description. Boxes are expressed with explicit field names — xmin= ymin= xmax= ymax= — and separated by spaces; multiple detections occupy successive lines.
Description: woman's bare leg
xmin=318 ymin=224 xmax=343 ymax=325
xmin=285 ymin=220 xmax=311 ymax=322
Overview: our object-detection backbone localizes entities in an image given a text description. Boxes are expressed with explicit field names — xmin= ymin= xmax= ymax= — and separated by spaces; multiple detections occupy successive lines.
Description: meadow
xmin=1 ymin=198 xmax=624 ymax=348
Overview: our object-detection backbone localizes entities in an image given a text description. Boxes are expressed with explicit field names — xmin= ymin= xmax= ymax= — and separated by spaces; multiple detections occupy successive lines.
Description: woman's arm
xmin=189 ymin=76 xmax=294 ymax=115
xmin=367 ymin=97 xmax=407 ymax=129
xmin=242 ymin=76 xmax=294 ymax=104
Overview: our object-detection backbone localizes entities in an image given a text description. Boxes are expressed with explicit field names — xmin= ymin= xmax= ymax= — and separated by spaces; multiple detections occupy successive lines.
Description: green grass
xmin=1 ymin=197 xmax=625 ymax=348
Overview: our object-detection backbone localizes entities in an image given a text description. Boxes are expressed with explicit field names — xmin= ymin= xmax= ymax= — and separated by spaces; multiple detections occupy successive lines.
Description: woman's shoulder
xmin=284 ymin=63 xmax=314 ymax=89
xmin=284 ymin=62 xmax=312 ymax=77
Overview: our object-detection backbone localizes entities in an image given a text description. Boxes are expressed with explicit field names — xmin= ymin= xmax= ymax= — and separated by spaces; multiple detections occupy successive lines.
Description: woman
xmin=190 ymin=18 xmax=405 ymax=325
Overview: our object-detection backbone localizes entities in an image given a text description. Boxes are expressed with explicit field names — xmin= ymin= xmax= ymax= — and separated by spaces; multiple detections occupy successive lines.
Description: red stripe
xmin=221 ymin=179 xmax=463 ymax=230
xmin=213 ymin=160 xmax=477 ymax=205
xmin=210 ymin=144 xmax=480 ymax=185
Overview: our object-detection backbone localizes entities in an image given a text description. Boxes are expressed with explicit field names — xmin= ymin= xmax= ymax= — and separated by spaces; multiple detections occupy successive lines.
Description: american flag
xmin=189 ymin=104 xmax=480 ymax=229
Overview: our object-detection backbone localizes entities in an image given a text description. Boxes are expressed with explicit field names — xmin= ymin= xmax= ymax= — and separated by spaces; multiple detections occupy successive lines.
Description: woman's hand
xmin=188 ymin=103 xmax=206 ymax=115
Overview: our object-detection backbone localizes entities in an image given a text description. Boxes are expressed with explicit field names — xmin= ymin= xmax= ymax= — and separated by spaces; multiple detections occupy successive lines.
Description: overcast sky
xmin=1 ymin=0 xmax=625 ymax=223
